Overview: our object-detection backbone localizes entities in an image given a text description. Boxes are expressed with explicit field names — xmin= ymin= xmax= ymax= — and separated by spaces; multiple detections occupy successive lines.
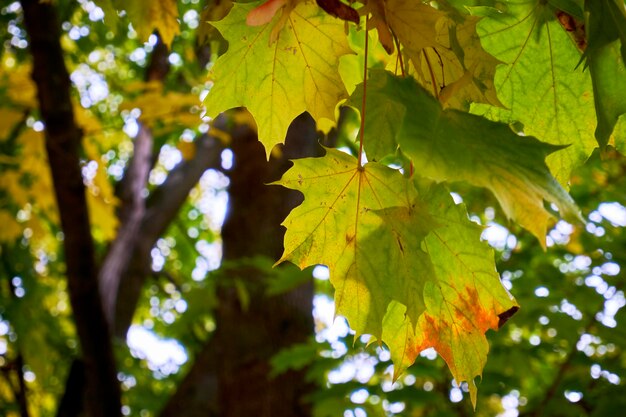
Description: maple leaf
xmin=473 ymin=0 xmax=597 ymax=185
xmin=204 ymin=1 xmax=351 ymax=157
xmin=377 ymin=0 xmax=502 ymax=109
xmin=350 ymin=70 xmax=581 ymax=244
xmin=585 ymin=0 xmax=626 ymax=149
xmin=275 ymin=149 xmax=518 ymax=405
xmin=382 ymin=181 xmax=518 ymax=408
xmin=119 ymin=0 xmax=180 ymax=46
xmin=275 ymin=148 xmax=434 ymax=338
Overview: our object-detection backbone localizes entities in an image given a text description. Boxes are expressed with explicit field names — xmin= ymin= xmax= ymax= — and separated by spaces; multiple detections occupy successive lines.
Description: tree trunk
xmin=214 ymin=113 xmax=321 ymax=417
xmin=20 ymin=1 xmax=121 ymax=415
xmin=158 ymin=113 xmax=322 ymax=417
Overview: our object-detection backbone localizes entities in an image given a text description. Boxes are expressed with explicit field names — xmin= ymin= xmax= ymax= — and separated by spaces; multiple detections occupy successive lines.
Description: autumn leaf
xmin=119 ymin=0 xmax=180 ymax=46
xmin=382 ymin=181 xmax=518 ymax=408
xmin=473 ymin=0 xmax=597 ymax=185
xmin=121 ymin=82 xmax=202 ymax=133
xmin=379 ymin=0 xmax=502 ymax=109
xmin=204 ymin=1 xmax=351 ymax=157
xmin=315 ymin=0 xmax=359 ymax=24
xmin=247 ymin=0 xmax=289 ymax=26
xmin=350 ymin=70 xmax=581 ymax=244
xmin=275 ymin=148 xmax=434 ymax=338
xmin=275 ymin=149 xmax=518 ymax=405
xmin=363 ymin=0 xmax=394 ymax=54
xmin=585 ymin=0 xmax=626 ymax=149
xmin=0 ymin=211 xmax=22 ymax=242
xmin=0 ymin=108 xmax=25 ymax=140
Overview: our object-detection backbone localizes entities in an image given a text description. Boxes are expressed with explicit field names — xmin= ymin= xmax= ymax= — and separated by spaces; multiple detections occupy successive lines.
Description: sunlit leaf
xmin=383 ymin=181 xmax=518 ymax=407
xmin=381 ymin=0 xmax=502 ymax=109
xmin=276 ymin=150 xmax=517 ymax=405
xmin=119 ymin=0 xmax=180 ymax=46
xmin=275 ymin=148 xmax=432 ymax=338
xmin=473 ymin=0 xmax=596 ymax=184
xmin=204 ymin=1 xmax=351 ymax=157
xmin=351 ymin=70 xmax=581 ymax=244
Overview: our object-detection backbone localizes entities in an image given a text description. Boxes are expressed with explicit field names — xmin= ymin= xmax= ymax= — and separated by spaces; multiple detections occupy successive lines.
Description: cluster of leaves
xmin=291 ymin=150 xmax=626 ymax=416
xmin=0 ymin=0 xmax=625 ymax=414
xmin=200 ymin=0 xmax=626 ymax=402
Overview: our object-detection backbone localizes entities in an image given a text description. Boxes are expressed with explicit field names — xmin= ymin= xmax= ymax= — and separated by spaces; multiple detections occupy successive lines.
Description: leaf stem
xmin=357 ymin=28 xmax=369 ymax=168
xmin=422 ymin=49 xmax=439 ymax=100
xmin=392 ymin=31 xmax=406 ymax=78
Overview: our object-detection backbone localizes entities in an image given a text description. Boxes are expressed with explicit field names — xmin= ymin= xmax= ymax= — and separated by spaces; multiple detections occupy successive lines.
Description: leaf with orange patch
xmin=382 ymin=181 xmax=518 ymax=407
xmin=276 ymin=150 xmax=518 ymax=406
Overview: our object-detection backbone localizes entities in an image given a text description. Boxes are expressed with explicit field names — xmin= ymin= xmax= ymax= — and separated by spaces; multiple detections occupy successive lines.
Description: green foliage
xmin=202 ymin=0 xmax=626 ymax=405
xmin=276 ymin=148 xmax=432 ymax=339
xmin=350 ymin=70 xmax=581 ymax=243
xmin=1 ymin=0 xmax=625 ymax=415
xmin=585 ymin=0 xmax=626 ymax=148
xmin=473 ymin=0 xmax=598 ymax=185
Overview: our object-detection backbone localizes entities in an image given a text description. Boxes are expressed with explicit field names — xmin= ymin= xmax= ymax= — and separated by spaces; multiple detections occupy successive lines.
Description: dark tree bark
xmin=19 ymin=1 xmax=121 ymax=416
xmin=214 ymin=113 xmax=321 ymax=417
xmin=158 ymin=113 xmax=323 ymax=417
xmin=56 ymin=360 xmax=86 ymax=417
xmin=158 ymin=338 xmax=219 ymax=417
xmin=15 ymin=355 xmax=30 ymax=417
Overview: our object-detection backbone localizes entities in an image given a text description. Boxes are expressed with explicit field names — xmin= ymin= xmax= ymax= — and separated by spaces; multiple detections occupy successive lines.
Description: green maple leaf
xmin=350 ymin=70 xmax=581 ymax=244
xmin=204 ymin=1 xmax=351 ymax=157
xmin=585 ymin=0 xmax=626 ymax=149
xmin=382 ymin=181 xmax=518 ymax=407
xmin=473 ymin=0 xmax=597 ymax=185
xmin=274 ymin=148 xmax=433 ymax=337
xmin=382 ymin=0 xmax=502 ymax=109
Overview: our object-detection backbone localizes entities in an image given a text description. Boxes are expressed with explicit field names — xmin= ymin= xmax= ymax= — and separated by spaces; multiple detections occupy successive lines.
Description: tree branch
xmin=523 ymin=300 xmax=605 ymax=417
xmin=19 ymin=1 xmax=121 ymax=416
xmin=99 ymin=124 xmax=153 ymax=324
xmin=112 ymin=131 xmax=224 ymax=337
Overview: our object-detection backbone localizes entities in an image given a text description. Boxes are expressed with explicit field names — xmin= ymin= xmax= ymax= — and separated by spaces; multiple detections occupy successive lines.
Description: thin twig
xmin=422 ymin=49 xmax=439 ymax=100
xmin=392 ymin=31 xmax=405 ymax=78
xmin=357 ymin=27 xmax=369 ymax=167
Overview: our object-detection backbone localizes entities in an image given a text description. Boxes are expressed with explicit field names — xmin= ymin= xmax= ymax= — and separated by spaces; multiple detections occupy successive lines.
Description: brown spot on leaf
xmin=497 ymin=305 xmax=519 ymax=328
xmin=396 ymin=236 xmax=404 ymax=253
xmin=555 ymin=10 xmax=586 ymax=52
xmin=316 ymin=0 xmax=359 ymax=24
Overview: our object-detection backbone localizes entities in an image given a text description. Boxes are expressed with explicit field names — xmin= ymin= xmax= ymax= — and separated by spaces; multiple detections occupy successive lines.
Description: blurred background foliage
xmin=0 ymin=0 xmax=624 ymax=416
